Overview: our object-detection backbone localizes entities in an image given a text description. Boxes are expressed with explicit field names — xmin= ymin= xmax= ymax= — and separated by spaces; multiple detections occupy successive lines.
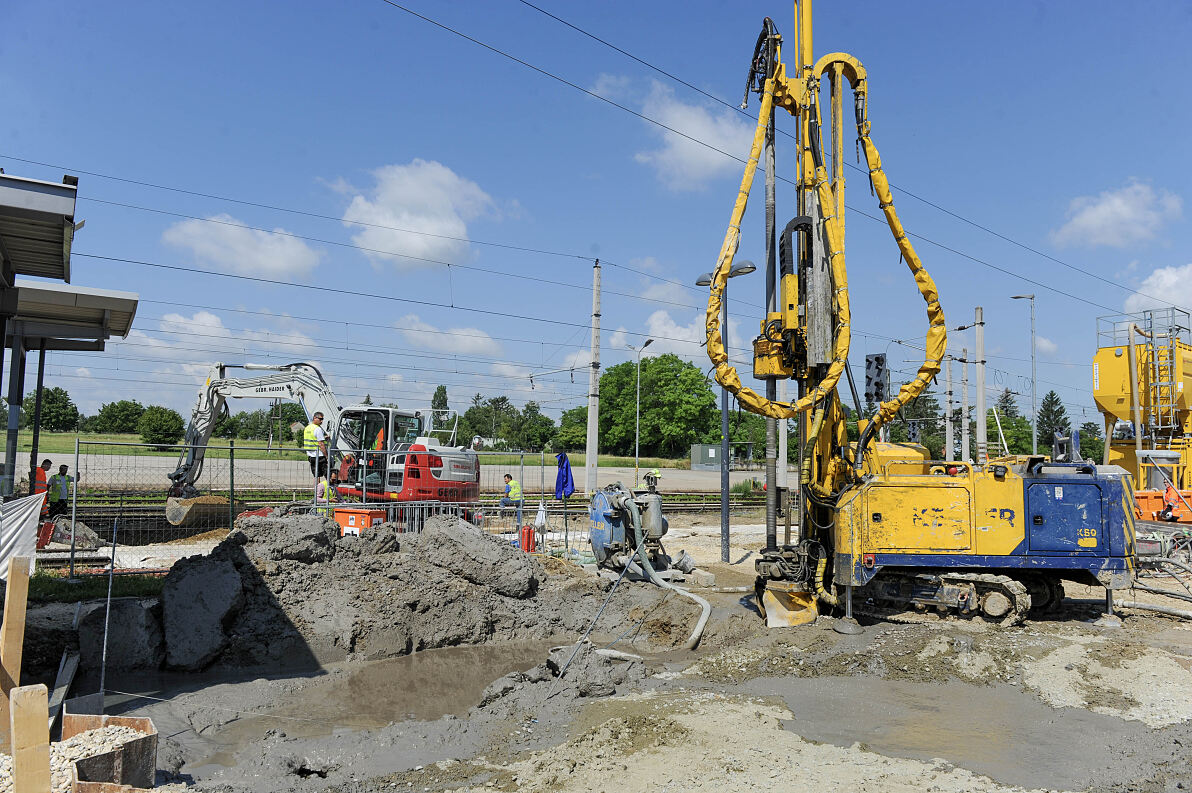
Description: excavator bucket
xmin=166 ymin=495 xmax=236 ymax=528
xmin=756 ymin=579 xmax=818 ymax=628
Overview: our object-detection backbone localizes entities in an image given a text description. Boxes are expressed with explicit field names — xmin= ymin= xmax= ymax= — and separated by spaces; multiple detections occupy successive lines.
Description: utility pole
xmin=584 ymin=260 xmax=601 ymax=496
xmin=961 ymin=347 xmax=970 ymax=463
xmin=944 ymin=355 xmax=954 ymax=462
xmin=975 ymin=307 xmax=987 ymax=464
xmin=1012 ymin=294 xmax=1038 ymax=454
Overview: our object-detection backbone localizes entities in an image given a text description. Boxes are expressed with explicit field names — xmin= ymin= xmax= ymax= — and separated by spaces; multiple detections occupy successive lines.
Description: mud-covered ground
xmin=102 ymin=514 xmax=1192 ymax=793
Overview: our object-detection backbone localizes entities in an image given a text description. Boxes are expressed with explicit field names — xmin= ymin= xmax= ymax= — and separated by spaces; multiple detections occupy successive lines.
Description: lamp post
xmin=697 ymin=260 xmax=757 ymax=562
xmin=626 ymin=338 xmax=654 ymax=487
xmin=1011 ymin=294 xmax=1037 ymax=454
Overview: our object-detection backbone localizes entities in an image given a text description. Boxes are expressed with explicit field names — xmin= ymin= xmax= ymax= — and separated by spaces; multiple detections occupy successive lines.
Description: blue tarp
xmin=555 ymin=452 xmax=576 ymax=499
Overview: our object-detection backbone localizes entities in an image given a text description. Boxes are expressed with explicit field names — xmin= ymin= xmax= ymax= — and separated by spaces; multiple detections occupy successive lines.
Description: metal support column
xmin=2 ymin=331 xmax=26 ymax=497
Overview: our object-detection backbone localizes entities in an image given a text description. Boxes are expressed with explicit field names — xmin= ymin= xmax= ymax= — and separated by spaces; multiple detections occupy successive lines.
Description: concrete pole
xmin=961 ymin=348 xmax=970 ymax=463
xmin=585 ymin=261 xmax=601 ymax=496
xmin=945 ymin=355 xmax=954 ymax=462
xmin=975 ymin=307 xmax=987 ymax=464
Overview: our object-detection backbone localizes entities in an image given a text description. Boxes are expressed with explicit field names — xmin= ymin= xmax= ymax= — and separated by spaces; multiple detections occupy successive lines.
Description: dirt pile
xmin=152 ymin=513 xmax=695 ymax=671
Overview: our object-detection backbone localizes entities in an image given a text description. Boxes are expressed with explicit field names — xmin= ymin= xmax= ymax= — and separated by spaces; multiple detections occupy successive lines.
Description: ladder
xmin=1145 ymin=309 xmax=1180 ymax=437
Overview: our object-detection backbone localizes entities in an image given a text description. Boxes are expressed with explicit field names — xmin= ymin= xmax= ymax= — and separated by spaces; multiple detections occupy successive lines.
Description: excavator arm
xmin=167 ymin=362 xmax=346 ymax=497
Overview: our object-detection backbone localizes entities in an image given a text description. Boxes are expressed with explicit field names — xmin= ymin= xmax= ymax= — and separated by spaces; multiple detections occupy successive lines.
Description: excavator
xmin=165 ymin=362 xmax=479 ymax=527
xmin=699 ymin=2 xmax=1137 ymax=629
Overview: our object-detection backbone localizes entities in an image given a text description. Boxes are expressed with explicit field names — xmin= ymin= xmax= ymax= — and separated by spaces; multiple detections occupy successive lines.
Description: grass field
xmin=21 ymin=432 xmax=689 ymax=468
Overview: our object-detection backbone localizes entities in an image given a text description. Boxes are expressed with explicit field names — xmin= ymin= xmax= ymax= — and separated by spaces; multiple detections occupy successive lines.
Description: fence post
xmin=69 ymin=436 xmax=79 ymax=581
xmin=228 ymin=439 xmax=235 ymax=530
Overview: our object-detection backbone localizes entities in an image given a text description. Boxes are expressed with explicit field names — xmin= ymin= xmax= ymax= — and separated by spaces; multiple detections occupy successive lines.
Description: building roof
xmin=0 ymin=173 xmax=79 ymax=283
xmin=6 ymin=279 xmax=138 ymax=351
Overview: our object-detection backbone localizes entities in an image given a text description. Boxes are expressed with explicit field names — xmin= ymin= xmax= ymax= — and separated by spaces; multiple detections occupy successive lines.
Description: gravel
xmin=0 ymin=725 xmax=145 ymax=793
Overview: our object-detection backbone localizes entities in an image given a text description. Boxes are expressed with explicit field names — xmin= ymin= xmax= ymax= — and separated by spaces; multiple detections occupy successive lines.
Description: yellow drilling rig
xmin=704 ymin=2 xmax=1136 ymax=629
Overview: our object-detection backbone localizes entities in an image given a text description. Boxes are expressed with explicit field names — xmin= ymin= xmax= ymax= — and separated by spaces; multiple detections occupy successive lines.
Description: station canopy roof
xmin=0 ymin=172 xmax=80 ymax=283
xmin=5 ymin=279 xmax=138 ymax=352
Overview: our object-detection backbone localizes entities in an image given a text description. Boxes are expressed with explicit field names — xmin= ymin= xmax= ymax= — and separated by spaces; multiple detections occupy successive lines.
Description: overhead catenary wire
xmin=512 ymin=0 xmax=1181 ymax=312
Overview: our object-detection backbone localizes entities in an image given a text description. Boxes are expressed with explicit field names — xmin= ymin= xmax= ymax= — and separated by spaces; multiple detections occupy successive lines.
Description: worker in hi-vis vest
xmin=303 ymin=412 xmax=329 ymax=483
xmin=501 ymin=473 xmax=524 ymax=527
xmin=47 ymin=464 xmax=75 ymax=519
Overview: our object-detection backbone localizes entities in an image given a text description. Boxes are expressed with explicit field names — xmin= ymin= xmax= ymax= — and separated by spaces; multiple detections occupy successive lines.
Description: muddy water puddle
xmin=744 ymin=675 xmax=1147 ymax=790
xmin=152 ymin=641 xmax=552 ymax=771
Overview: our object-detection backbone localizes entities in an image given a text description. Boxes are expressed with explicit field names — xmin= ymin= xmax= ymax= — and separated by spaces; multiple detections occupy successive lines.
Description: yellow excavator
xmin=705 ymin=2 xmax=1136 ymax=629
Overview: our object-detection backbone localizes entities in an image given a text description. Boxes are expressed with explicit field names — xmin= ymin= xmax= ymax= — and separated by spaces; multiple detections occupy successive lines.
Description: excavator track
xmin=853 ymin=571 xmax=1031 ymax=627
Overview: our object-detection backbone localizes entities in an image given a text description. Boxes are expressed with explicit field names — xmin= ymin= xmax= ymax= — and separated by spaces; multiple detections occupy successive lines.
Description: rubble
xmin=77 ymin=597 xmax=163 ymax=671
xmin=0 ymin=725 xmax=145 ymax=793
xmin=147 ymin=512 xmax=693 ymax=672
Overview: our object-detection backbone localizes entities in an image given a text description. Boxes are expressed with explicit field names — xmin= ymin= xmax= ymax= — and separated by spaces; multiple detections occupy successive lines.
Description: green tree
xmin=93 ymin=400 xmax=145 ymax=434
xmin=362 ymin=393 xmax=373 ymax=405
xmin=1036 ymin=390 xmax=1071 ymax=451
xmin=555 ymin=406 xmax=587 ymax=450
xmin=994 ymin=388 xmax=1020 ymax=419
xmin=1079 ymin=421 xmax=1104 ymax=462
xmin=22 ymin=387 xmax=79 ymax=431
xmin=513 ymin=401 xmax=556 ymax=451
xmin=887 ymin=389 xmax=945 ymax=459
xmin=138 ymin=405 xmax=185 ymax=447
xmin=431 ymin=385 xmax=448 ymax=414
xmin=212 ymin=411 xmax=240 ymax=438
xmin=599 ymin=354 xmax=717 ymax=458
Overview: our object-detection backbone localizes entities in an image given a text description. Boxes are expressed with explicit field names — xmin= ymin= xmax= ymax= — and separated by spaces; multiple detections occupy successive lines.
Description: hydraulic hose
xmin=813 ymin=554 xmax=839 ymax=607
xmin=623 ymin=494 xmax=711 ymax=650
xmin=1131 ymin=581 xmax=1192 ymax=605
xmin=704 ymin=50 xmax=852 ymax=421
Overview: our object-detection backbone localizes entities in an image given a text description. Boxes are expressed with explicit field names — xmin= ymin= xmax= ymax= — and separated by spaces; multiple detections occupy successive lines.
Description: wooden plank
xmin=48 ymin=649 xmax=80 ymax=731
xmin=11 ymin=683 xmax=51 ymax=793
xmin=1 ymin=555 xmax=32 ymax=754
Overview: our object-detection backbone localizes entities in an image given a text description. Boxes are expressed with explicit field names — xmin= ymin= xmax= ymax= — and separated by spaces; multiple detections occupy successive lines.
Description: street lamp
xmin=626 ymin=338 xmax=654 ymax=487
xmin=696 ymin=260 xmax=756 ymax=562
xmin=1011 ymin=294 xmax=1037 ymax=454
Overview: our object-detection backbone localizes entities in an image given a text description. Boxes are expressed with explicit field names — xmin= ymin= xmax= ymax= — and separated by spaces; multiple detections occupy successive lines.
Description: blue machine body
xmin=589 ymin=489 xmax=627 ymax=566
xmin=837 ymin=462 xmax=1137 ymax=589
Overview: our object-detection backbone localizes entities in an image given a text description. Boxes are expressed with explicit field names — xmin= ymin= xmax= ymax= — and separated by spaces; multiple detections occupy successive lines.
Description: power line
xmin=515 ymin=1 xmax=1178 ymax=311
xmin=83 ymin=197 xmax=742 ymax=315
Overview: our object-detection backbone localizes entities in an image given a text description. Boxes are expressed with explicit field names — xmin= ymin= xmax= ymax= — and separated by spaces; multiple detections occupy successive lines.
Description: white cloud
xmin=610 ymin=309 xmax=742 ymax=367
xmin=341 ymin=160 xmax=494 ymax=270
xmin=162 ymin=214 xmax=323 ymax=277
xmin=591 ymin=73 xmax=631 ymax=99
xmin=74 ymin=367 xmax=92 ymax=378
xmin=1036 ymin=336 xmax=1059 ymax=355
xmin=1051 ymin=181 xmax=1181 ymax=248
xmin=1125 ymin=262 xmax=1192 ymax=313
xmin=634 ymin=81 xmax=754 ymax=191
xmin=394 ymin=314 xmax=501 ymax=357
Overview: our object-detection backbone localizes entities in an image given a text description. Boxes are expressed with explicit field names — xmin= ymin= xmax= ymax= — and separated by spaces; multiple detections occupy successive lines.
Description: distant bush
xmin=138 ymin=405 xmax=185 ymax=448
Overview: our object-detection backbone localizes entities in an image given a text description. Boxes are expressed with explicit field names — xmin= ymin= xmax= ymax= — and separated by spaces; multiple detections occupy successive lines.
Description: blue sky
xmin=2 ymin=0 xmax=1191 ymax=429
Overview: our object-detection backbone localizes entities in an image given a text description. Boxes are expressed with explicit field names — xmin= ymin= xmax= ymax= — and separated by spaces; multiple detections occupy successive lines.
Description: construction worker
xmin=47 ymin=464 xmax=75 ymax=519
xmin=316 ymin=472 xmax=342 ymax=515
xmin=33 ymin=458 xmax=51 ymax=517
xmin=501 ymin=473 xmax=524 ymax=527
xmin=1161 ymin=483 xmax=1183 ymax=522
xmin=303 ymin=412 xmax=329 ymax=483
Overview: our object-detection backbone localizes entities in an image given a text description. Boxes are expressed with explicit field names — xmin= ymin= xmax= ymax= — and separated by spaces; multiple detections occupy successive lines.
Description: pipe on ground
xmin=1114 ymin=600 xmax=1192 ymax=620
xmin=624 ymin=495 xmax=711 ymax=650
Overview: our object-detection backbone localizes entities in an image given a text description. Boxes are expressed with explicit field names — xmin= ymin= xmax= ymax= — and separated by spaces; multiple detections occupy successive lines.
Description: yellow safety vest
xmin=303 ymin=422 xmax=321 ymax=453
xmin=507 ymin=479 xmax=523 ymax=500
xmin=48 ymin=474 xmax=70 ymax=501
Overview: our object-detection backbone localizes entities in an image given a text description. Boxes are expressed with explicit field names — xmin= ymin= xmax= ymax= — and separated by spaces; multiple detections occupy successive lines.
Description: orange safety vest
xmin=33 ymin=468 xmax=47 ymax=494
xmin=1165 ymin=484 xmax=1182 ymax=517
xmin=374 ymin=428 xmax=385 ymax=451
